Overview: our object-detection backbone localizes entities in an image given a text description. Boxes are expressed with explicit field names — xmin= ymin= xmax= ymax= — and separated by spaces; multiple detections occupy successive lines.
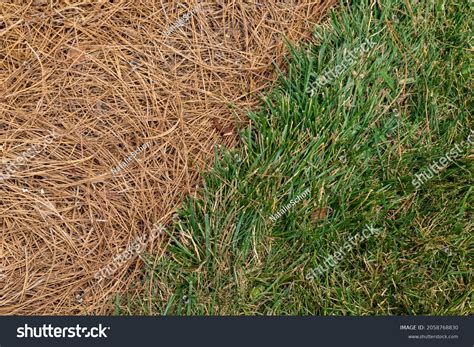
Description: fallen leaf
xmin=212 ymin=119 xmax=235 ymax=137
xmin=68 ymin=44 xmax=88 ymax=64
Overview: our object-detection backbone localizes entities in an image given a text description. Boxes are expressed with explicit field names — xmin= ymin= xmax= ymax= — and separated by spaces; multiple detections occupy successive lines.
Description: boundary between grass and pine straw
xmin=128 ymin=0 xmax=472 ymax=315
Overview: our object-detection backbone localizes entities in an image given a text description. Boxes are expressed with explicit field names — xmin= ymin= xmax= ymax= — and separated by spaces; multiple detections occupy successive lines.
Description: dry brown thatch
xmin=0 ymin=0 xmax=336 ymax=314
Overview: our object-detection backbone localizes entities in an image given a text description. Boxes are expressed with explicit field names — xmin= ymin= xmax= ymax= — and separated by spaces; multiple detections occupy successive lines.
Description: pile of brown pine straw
xmin=0 ymin=0 xmax=336 ymax=314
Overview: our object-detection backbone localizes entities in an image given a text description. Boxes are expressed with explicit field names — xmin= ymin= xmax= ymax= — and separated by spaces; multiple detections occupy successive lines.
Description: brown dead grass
xmin=0 ymin=0 xmax=336 ymax=314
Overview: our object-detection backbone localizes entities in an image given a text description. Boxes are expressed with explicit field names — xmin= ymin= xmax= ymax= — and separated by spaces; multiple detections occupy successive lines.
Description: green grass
xmin=128 ymin=0 xmax=473 ymax=315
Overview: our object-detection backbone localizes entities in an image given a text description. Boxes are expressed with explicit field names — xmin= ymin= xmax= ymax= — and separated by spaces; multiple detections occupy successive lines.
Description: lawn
xmin=126 ymin=0 xmax=472 ymax=315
